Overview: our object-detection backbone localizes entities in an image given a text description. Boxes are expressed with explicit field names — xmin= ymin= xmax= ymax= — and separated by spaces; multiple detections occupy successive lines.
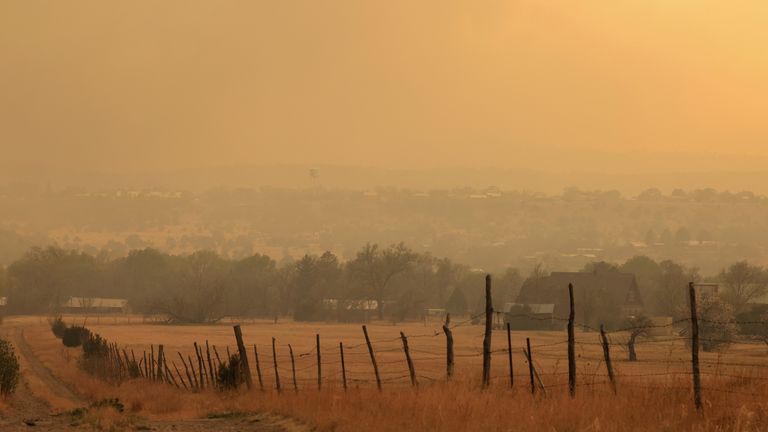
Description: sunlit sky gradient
xmin=2 ymin=1 xmax=768 ymax=179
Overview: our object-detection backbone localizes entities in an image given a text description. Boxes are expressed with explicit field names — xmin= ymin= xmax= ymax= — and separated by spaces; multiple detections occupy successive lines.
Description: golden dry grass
xmin=12 ymin=315 xmax=768 ymax=431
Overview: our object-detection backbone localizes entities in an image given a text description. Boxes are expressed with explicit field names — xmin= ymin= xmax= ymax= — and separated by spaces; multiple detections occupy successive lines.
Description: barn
xmin=515 ymin=269 xmax=644 ymax=329
xmin=61 ymin=297 xmax=129 ymax=314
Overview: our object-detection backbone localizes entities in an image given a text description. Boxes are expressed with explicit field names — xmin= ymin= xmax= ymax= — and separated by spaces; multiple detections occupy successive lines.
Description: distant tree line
xmin=0 ymin=244 xmax=521 ymax=323
xmin=1 ymin=244 xmax=766 ymax=329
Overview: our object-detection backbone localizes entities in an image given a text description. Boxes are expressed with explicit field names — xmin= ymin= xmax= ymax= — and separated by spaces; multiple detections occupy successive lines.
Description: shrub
xmin=50 ymin=316 xmax=67 ymax=339
xmin=217 ymin=354 xmax=243 ymax=390
xmin=62 ymin=326 xmax=90 ymax=348
xmin=0 ymin=339 xmax=20 ymax=395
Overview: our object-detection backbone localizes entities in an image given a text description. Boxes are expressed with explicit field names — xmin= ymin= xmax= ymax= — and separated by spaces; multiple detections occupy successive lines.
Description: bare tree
xmin=348 ymin=243 xmax=416 ymax=320
xmin=720 ymin=261 xmax=768 ymax=312
xmin=624 ymin=315 xmax=652 ymax=361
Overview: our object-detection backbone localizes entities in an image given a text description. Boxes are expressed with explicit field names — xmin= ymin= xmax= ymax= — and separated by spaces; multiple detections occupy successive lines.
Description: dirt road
xmin=0 ymin=323 xmax=311 ymax=431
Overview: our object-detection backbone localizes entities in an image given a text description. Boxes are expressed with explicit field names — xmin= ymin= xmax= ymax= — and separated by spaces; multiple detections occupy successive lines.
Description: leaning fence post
xmin=689 ymin=282 xmax=703 ymax=411
xmin=362 ymin=325 xmax=382 ymax=391
xmin=525 ymin=338 xmax=535 ymax=395
xmin=157 ymin=345 xmax=165 ymax=382
xmin=316 ymin=334 xmax=322 ymax=391
xmin=178 ymin=352 xmax=194 ymax=390
xmin=272 ymin=337 xmax=281 ymax=393
xmin=172 ymin=360 xmax=188 ymax=390
xmin=194 ymin=342 xmax=205 ymax=389
xmin=482 ymin=274 xmax=493 ymax=388
xmin=233 ymin=325 xmax=253 ymax=390
xmin=400 ymin=331 xmax=417 ymax=387
xmin=150 ymin=345 xmax=156 ymax=381
xmin=187 ymin=354 xmax=199 ymax=391
xmin=506 ymin=322 xmax=514 ymax=388
xmin=253 ymin=344 xmax=264 ymax=390
xmin=339 ymin=341 xmax=347 ymax=391
xmin=443 ymin=314 xmax=454 ymax=380
xmin=206 ymin=341 xmax=216 ymax=387
xmin=288 ymin=344 xmax=298 ymax=392
xmin=567 ymin=282 xmax=576 ymax=398
xmin=600 ymin=324 xmax=617 ymax=394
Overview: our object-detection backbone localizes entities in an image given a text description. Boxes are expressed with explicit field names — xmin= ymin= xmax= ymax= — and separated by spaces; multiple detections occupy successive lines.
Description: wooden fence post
xmin=482 ymin=274 xmax=493 ymax=388
xmin=400 ymin=331 xmax=417 ymax=387
xmin=172 ymin=360 xmax=188 ymax=390
xmin=525 ymin=338 xmax=535 ymax=395
xmin=187 ymin=354 xmax=199 ymax=391
xmin=206 ymin=341 xmax=216 ymax=387
xmin=178 ymin=352 xmax=194 ymax=390
xmin=233 ymin=325 xmax=253 ymax=390
xmin=567 ymin=283 xmax=576 ymax=398
xmin=194 ymin=342 xmax=205 ymax=389
xmin=272 ymin=337 xmax=281 ymax=393
xmin=506 ymin=322 xmax=514 ymax=388
xmin=443 ymin=314 xmax=454 ymax=380
xmin=316 ymin=334 xmax=322 ymax=391
xmin=339 ymin=341 xmax=347 ymax=391
xmin=289 ymin=344 xmax=298 ymax=392
xmin=213 ymin=345 xmax=223 ymax=370
xmin=157 ymin=345 xmax=165 ymax=382
xmin=362 ymin=325 xmax=382 ymax=391
xmin=254 ymin=344 xmax=264 ymax=390
xmin=689 ymin=282 xmax=703 ymax=411
xmin=600 ymin=324 xmax=616 ymax=394
xmin=150 ymin=345 xmax=155 ymax=381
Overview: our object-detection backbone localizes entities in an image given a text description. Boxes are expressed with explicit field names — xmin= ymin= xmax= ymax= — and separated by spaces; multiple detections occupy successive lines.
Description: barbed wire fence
xmin=89 ymin=279 xmax=768 ymax=411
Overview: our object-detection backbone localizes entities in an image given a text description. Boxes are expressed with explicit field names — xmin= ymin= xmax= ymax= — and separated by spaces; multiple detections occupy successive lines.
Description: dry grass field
xmin=3 ymin=315 xmax=768 ymax=431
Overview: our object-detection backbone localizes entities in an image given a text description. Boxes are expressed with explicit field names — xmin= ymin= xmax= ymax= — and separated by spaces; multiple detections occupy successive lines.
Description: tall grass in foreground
xmin=23 ymin=323 xmax=768 ymax=431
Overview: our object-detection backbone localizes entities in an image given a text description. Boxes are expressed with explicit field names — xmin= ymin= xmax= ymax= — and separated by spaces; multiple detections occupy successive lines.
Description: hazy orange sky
xmin=2 ymin=1 xmax=768 ymax=175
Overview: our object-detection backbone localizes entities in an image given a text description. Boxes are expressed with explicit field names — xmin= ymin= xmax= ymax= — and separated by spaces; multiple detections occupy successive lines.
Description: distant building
xmin=515 ymin=269 xmax=644 ymax=328
xmin=322 ymin=298 xmax=379 ymax=323
xmin=503 ymin=303 xmax=556 ymax=330
xmin=61 ymin=297 xmax=129 ymax=314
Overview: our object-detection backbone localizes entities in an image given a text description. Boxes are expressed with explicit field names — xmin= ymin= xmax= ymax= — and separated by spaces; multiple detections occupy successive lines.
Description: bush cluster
xmin=50 ymin=316 xmax=67 ymax=339
xmin=0 ymin=339 xmax=20 ymax=395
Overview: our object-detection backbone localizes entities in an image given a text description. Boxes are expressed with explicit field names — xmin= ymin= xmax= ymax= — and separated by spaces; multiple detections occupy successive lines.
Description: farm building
xmin=515 ymin=269 xmax=644 ymax=329
xmin=322 ymin=298 xmax=379 ymax=323
xmin=502 ymin=303 xmax=556 ymax=330
xmin=423 ymin=308 xmax=447 ymax=324
xmin=61 ymin=297 xmax=129 ymax=314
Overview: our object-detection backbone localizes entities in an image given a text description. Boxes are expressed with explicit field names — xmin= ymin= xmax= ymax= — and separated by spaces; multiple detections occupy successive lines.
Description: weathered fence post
xmin=567 ymin=283 xmax=576 ymax=398
xmin=213 ymin=345 xmax=223 ymax=370
xmin=253 ymin=344 xmax=264 ymax=390
xmin=233 ymin=325 xmax=253 ymax=390
xmin=187 ymin=354 xmax=199 ymax=391
xmin=205 ymin=341 xmax=216 ymax=387
xmin=150 ymin=345 xmax=156 ymax=381
xmin=193 ymin=342 xmax=205 ymax=389
xmin=143 ymin=351 xmax=148 ymax=379
xmin=400 ymin=331 xmax=417 ymax=387
xmin=157 ymin=345 xmax=165 ymax=382
xmin=506 ymin=322 xmax=514 ymax=388
xmin=272 ymin=337 xmax=281 ymax=393
xmin=339 ymin=341 xmax=347 ymax=391
xmin=178 ymin=352 xmax=194 ymax=390
xmin=443 ymin=314 xmax=454 ymax=380
xmin=288 ymin=344 xmax=298 ymax=392
xmin=362 ymin=325 xmax=382 ymax=391
xmin=172 ymin=360 xmax=188 ymax=390
xmin=482 ymin=274 xmax=493 ymax=388
xmin=600 ymin=324 xmax=616 ymax=394
xmin=316 ymin=334 xmax=322 ymax=391
xmin=689 ymin=282 xmax=703 ymax=411
xmin=525 ymin=338 xmax=535 ymax=395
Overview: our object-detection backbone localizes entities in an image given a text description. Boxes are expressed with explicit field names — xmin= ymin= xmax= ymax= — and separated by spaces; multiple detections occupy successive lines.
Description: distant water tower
xmin=309 ymin=168 xmax=320 ymax=189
